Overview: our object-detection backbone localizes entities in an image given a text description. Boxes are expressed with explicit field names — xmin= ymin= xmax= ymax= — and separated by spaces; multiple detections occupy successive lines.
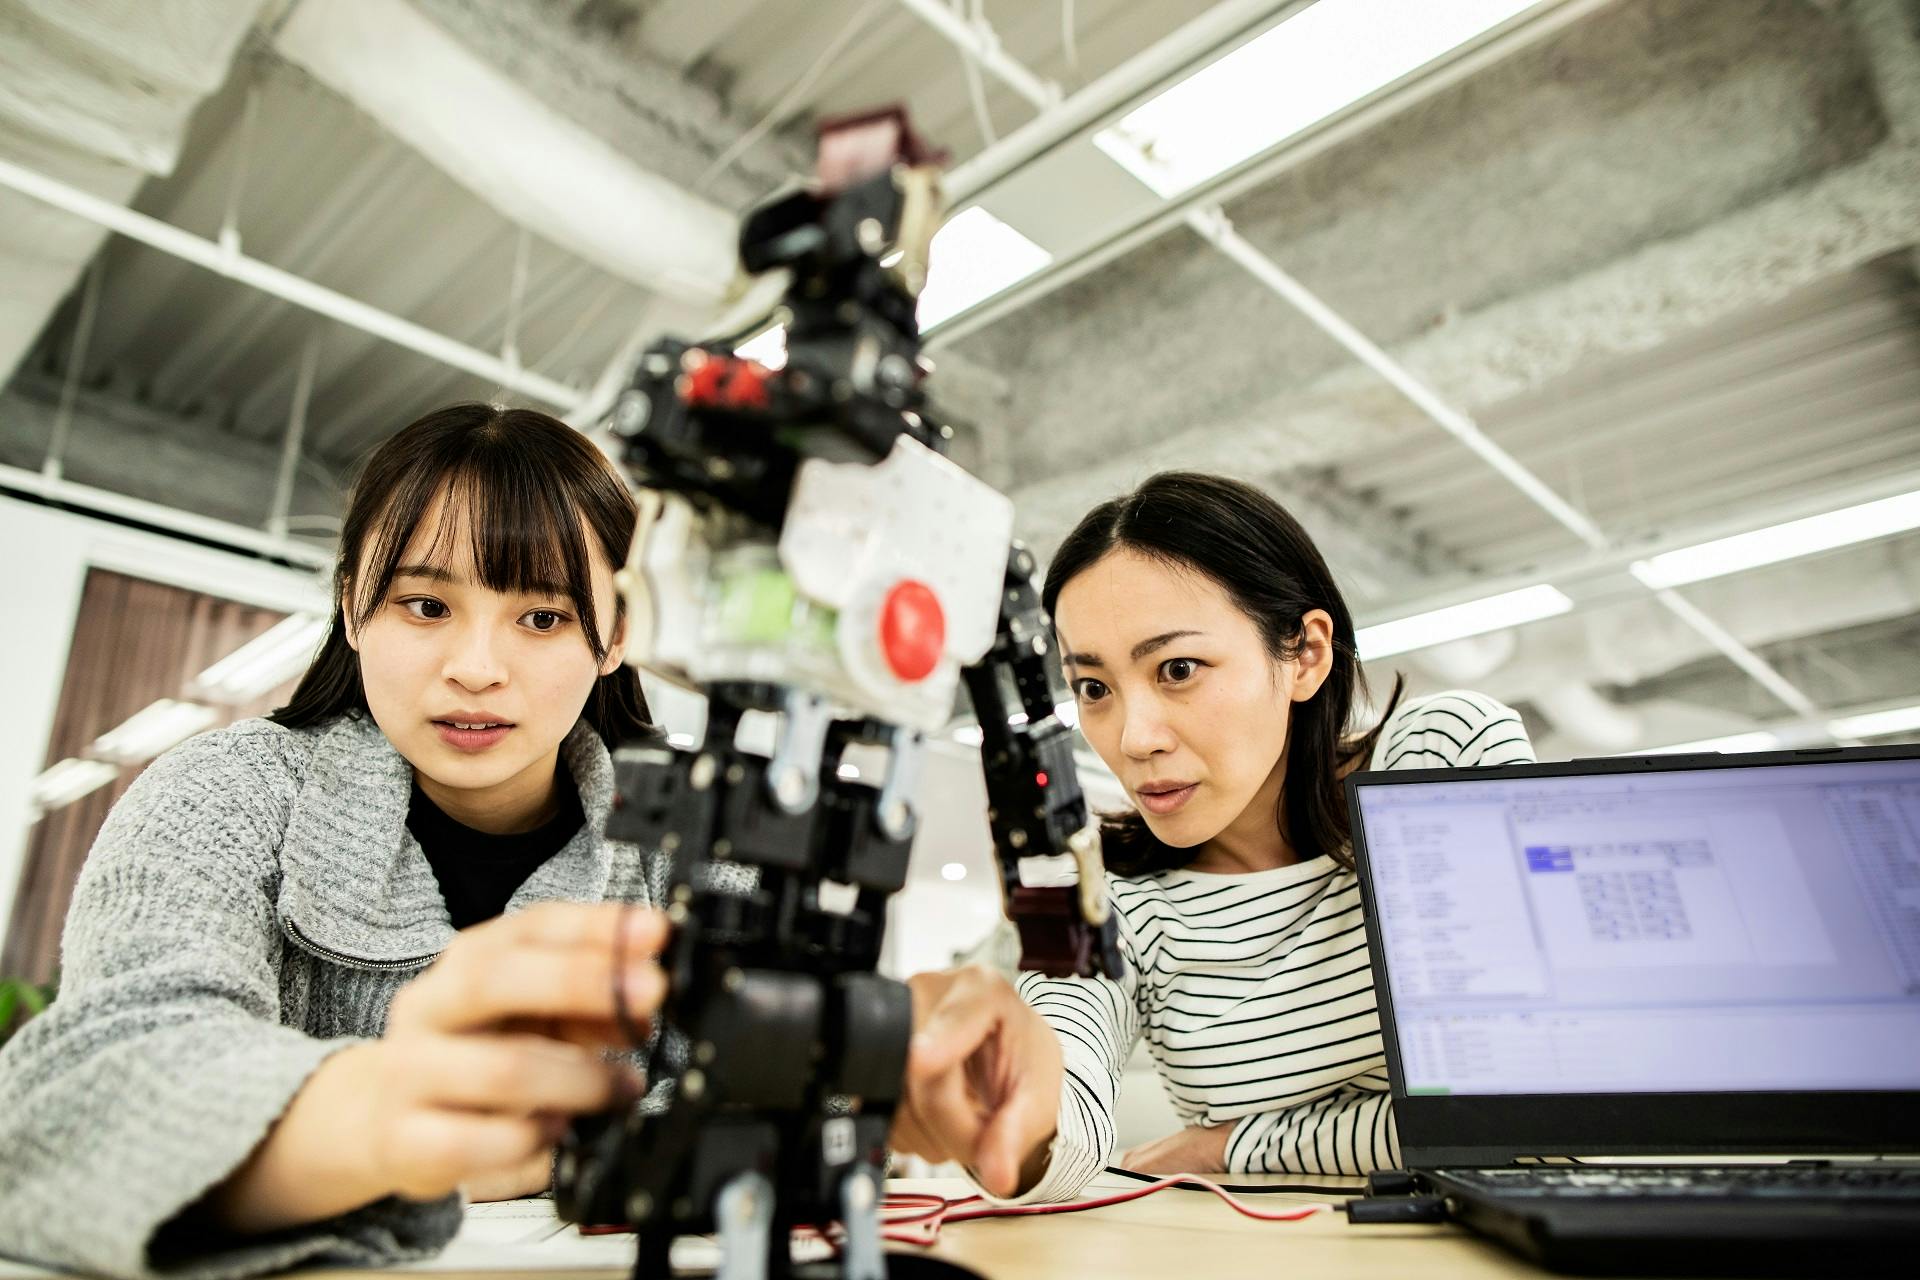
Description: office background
xmin=1 ymin=0 xmax=1917 ymax=1032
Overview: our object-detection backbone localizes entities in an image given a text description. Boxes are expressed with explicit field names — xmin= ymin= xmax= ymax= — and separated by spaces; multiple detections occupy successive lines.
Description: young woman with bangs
xmin=0 ymin=404 xmax=674 ymax=1279
xmin=899 ymin=472 xmax=1536 ymax=1202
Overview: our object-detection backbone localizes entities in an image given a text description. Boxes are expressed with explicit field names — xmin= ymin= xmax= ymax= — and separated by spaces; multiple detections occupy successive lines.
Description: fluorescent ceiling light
xmin=917 ymin=206 xmax=1052 ymax=330
xmin=1095 ymin=0 xmax=1543 ymax=198
xmin=940 ymin=862 xmax=968 ymax=882
xmin=733 ymin=324 xmax=787 ymax=369
xmin=1637 ymin=732 xmax=1781 ymax=756
xmin=1631 ymin=489 xmax=1920 ymax=590
xmin=1356 ymin=584 xmax=1572 ymax=660
xmin=193 ymin=613 xmax=329 ymax=704
xmin=29 ymin=758 xmax=121 ymax=812
xmin=90 ymin=699 xmax=220 ymax=765
xmin=666 ymin=732 xmax=697 ymax=748
xmin=1829 ymin=704 xmax=1920 ymax=741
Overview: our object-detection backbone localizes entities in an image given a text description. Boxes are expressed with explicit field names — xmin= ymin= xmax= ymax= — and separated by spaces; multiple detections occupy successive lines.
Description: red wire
xmin=577 ymin=1179 xmax=1330 ymax=1251
xmin=878 ymin=1175 xmax=1334 ymax=1247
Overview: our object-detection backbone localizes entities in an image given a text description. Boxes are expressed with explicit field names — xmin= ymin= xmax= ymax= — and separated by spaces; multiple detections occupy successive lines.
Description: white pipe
xmin=268 ymin=331 xmax=320 ymax=538
xmin=1647 ymin=587 xmax=1827 ymax=726
xmin=1191 ymin=209 xmax=1610 ymax=551
xmin=1531 ymin=681 xmax=1642 ymax=753
xmin=0 ymin=463 xmax=336 ymax=569
xmin=0 ymin=155 xmax=583 ymax=411
xmin=274 ymin=0 xmax=737 ymax=305
xmin=896 ymin=0 xmax=1061 ymax=111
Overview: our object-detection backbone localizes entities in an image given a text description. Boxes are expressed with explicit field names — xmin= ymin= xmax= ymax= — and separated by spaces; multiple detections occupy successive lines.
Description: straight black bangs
xmin=352 ymin=453 xmax=611 ymax=664
xmin=272 ymin=403 xmax=658 ymax=746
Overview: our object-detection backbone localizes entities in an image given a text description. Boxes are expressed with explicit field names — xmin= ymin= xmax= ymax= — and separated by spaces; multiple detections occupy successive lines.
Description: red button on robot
xmin=878 ymin=580 xmax=945 ymax=682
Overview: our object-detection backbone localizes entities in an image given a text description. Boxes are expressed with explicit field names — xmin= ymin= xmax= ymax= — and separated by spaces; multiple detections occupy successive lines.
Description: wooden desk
xmin=882 ymin=1175 xmax=1540 ymax=1280
xmin=327 ymin=1175 xmax=1571 ymax=1280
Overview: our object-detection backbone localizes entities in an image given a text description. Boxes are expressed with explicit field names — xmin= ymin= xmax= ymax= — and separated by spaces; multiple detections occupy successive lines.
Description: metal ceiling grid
xmin=26 ymin=56 xmax=659 ymax=467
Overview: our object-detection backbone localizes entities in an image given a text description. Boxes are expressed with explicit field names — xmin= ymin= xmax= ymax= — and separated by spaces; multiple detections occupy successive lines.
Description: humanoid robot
xmin=554 ymin=108 xmax=1122 ymax=1280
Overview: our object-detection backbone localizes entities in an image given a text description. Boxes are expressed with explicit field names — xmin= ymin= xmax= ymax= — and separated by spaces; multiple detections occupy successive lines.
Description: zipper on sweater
xmin=281 ymin=915 xmax=439 ymax=973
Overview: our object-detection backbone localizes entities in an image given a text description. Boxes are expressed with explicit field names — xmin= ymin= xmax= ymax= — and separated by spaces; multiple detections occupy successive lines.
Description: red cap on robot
xmin=879 ymin=580 xmax=944 ymax=682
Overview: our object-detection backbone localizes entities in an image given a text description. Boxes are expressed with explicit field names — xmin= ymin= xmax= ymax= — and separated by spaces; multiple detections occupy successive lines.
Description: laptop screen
xmin=1354 ymin=756 xmax=1920 ymax=1097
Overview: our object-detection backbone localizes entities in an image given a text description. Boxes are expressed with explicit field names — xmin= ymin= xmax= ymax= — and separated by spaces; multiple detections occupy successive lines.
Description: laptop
xmin=1346 ymin=745 xmax=1920 ymax=1276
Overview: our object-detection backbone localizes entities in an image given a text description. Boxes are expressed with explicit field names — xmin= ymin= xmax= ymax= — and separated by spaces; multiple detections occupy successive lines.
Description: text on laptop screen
xmin=1355 ymin=758 xmax=1920 ymax=1096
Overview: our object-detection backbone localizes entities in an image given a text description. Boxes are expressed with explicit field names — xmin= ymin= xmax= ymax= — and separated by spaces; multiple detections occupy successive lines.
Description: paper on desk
xmin=397 ymin=1199 xmax=833 ymax=1273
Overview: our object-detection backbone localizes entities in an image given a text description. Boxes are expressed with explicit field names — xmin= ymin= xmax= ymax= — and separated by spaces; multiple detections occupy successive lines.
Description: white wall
xmin=0 ymin=495 xmax=328 ymax=953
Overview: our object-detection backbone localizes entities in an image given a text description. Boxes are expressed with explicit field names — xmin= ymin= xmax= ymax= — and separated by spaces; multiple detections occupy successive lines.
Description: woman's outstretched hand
xmin=204 ymin=902 xmax=667 ymax=1232
xmin=1119 ymin=1123 xmax=1232 ymax=1176
xmin=895 ymin=965 xmax=1063 ymax=1198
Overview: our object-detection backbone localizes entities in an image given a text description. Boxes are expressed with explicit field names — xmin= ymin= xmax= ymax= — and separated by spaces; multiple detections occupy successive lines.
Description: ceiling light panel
xmin=29 ymin=758 xmax=121 ymax=812
xmin=90 ymin=699 xmax=221 ymax=765
xmin=193 ymin=614 xmax=330 ymax=705
xmin=1095 ymin=0 xmax=1545 ymax=198
xmin=915 ymin=206 xmax=1053 ymax=330
xmin=1356 ymin=584 xmax=1572 ymax=660
xmin=1828 ymin=704 xmax=1920 ymax=741
xmin=1631 ymin=489 xmax=1920 ymax=589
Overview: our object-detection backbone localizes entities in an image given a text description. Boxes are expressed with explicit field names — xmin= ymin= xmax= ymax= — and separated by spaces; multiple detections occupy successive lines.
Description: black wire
xmin=1101 ymin=1165 xmax=1362 ymax=1196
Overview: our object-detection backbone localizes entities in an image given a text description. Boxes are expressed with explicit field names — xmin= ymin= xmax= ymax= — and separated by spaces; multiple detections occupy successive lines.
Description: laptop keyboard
xmin=1439 ymin=1164 xmax=1920 ymax=1199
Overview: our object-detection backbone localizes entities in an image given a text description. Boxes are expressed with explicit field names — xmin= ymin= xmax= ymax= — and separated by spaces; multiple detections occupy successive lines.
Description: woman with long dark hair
xmin=0 ymin=404 xmax=674 ymax=1277
xmin=900 ymin=472 xmax=1534 ymax=1200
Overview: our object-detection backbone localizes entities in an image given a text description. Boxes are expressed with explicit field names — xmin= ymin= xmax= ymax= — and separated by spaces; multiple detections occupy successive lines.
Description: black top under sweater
xmin=408 ymin=771 xmax=585 ymax=929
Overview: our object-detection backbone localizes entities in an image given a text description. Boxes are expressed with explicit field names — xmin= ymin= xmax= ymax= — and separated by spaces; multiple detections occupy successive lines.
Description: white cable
xmin=696 ymin=0 xmax=889 ymax=194
xmin=43 ymin=257 xmax=104 ymax=484
xmin=951 ymin=0 xmax=999 ymax=145
xmin=1061 ymin=0 xmax=1080 ymax=76
xmin=503 ymin=226 xmax=532 ymax=375
xmin=960 ymin=53 xmax=999 ymax=144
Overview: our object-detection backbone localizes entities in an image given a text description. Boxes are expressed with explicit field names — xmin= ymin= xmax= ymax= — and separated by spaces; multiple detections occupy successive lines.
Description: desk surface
xmin=329 ymin=1175 xmax=1573 ymax=1280
xmin=879 ymin=1176 xmax=1540 ymax=1280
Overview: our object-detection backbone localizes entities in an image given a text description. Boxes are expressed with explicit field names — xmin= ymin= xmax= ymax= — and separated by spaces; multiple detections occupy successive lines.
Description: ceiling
xmin=2 ymin=0 xmax=1918 ymax=760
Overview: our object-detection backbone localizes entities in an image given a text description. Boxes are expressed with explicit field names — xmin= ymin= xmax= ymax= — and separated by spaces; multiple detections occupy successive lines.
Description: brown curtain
xmin=2 ymin=570 xmax=296 ymax=983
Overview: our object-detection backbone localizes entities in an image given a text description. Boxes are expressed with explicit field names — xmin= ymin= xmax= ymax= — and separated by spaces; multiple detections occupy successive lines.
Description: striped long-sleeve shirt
xmin=1010 ymin=690 xmax=1534 ymax=1201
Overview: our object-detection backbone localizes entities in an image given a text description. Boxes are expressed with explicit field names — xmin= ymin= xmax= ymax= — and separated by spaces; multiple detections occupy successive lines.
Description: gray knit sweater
xmin=0 ymin=713 xmax=655 ymax=1280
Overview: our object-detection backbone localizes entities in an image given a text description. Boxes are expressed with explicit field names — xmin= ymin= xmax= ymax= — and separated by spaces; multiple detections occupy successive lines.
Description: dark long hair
xmin=272 ymin=402 xmax=654 ymax=745
xmin=1042 ymin=472 xmax=1400 ymax=875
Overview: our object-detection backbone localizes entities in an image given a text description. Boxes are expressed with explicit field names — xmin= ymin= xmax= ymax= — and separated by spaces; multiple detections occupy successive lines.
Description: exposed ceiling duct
xmin=1529 ymin=681 xmax=1642 ymax=753
xmin=273 ymin=0 xmax=741 ymax=305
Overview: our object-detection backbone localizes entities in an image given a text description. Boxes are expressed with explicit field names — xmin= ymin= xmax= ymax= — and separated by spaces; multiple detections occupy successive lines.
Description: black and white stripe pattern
xmin=1007 ymin=691 xmax=1534 ymax=1201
